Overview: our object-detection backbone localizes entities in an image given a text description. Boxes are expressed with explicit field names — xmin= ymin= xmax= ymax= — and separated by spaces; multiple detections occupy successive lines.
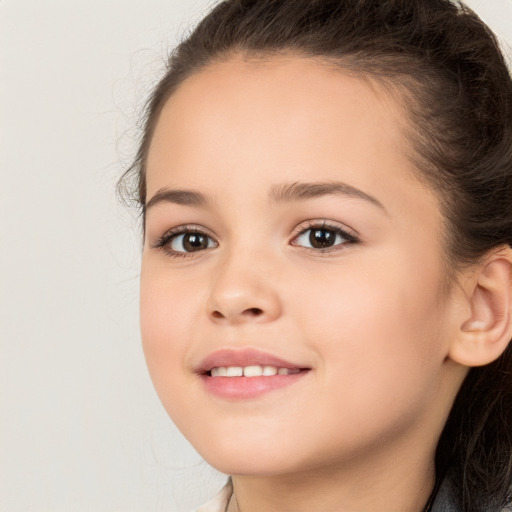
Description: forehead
xmin=146 ymin=54 xmax=436 ymax=217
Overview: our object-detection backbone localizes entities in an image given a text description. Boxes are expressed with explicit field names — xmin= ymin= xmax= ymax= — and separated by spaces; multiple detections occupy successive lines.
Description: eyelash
xmin=151 ymin=221 xmax=359 ymax=259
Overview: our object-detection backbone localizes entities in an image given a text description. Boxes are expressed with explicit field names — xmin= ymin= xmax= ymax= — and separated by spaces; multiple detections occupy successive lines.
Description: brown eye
xmin=169 ymin=232 xmax=215 ymax=253
xmin=291 ymin=222 xmax=359 ymax=253
xmin=309 ymin=228 xmax=337 ymax=249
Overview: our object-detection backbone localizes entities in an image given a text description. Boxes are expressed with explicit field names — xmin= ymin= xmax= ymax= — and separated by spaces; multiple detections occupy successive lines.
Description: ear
xmin=448 ymin=246 xmax=512 ymax=367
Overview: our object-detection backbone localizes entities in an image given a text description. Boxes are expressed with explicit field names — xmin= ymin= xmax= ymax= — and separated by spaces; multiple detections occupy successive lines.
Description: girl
xmin=119 ymin=0 xmax=512 ymax=510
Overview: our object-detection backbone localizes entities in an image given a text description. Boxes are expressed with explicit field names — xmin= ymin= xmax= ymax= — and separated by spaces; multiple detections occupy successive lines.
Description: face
xmin=141 ymin=55 xmax=460 ymax=476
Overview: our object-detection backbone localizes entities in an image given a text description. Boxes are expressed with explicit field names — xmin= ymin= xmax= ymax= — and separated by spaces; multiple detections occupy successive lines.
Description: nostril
xmin=245 ymin=307 xmax=263 ymax=316
xmin=210 ymin=307 xmax=264 ymax=320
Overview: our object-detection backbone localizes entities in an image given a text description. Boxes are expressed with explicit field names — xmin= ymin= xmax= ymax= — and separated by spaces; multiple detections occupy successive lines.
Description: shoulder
xmin=194 ymin=478 xmax=233 ymax=512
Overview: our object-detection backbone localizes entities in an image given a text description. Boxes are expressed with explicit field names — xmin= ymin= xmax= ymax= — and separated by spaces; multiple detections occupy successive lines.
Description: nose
xmin=206 ymin=251 xmax=282 ymax=325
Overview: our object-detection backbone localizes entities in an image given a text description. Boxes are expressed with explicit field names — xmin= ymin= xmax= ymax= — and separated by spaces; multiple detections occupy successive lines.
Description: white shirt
xmin=195 ymin=478 xmax=233 ymax=512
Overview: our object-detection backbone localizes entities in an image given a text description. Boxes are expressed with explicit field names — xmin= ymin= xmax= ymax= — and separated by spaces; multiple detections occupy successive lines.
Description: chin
xmin=205 ymin=457 xmax=299 ymax=477
xmin=196 ymin=438 xmax=306 ymax=477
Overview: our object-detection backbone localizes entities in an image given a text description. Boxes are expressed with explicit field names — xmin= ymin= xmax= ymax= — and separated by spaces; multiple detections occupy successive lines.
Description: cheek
xmin=291 ymin=250 xmax=447 ymax=429
xmin=295 ymin=250 xmax=444 ymax=352
xmin=139 ymin=262 xmax=202 ymax=407
xmin=140 ymin=256 xmax=207 ymax=339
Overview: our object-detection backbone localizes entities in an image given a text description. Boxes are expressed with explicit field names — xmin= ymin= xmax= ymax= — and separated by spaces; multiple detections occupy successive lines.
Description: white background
xmin=1 ymin=1 xmax=511 ymax=511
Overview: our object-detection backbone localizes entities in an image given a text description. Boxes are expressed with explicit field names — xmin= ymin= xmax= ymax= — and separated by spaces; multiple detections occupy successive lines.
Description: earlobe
xmin=448 ymin=247 xmax=512 ymax=367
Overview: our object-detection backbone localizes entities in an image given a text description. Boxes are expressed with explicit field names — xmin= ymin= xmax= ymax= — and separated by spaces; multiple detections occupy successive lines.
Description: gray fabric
xmin=430 ymin=477 xmax=512 ymax=512
xmin=431 ymin=477 xmax=459 ymax=512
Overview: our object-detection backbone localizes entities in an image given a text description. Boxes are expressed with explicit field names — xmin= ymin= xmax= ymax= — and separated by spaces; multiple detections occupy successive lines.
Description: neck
xmin=227 ymin=438 xmax=437 ymax=512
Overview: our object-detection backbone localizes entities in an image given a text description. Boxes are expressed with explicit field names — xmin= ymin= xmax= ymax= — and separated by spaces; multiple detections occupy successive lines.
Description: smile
xmin=197 ymin=348 xmax=311 ymax=399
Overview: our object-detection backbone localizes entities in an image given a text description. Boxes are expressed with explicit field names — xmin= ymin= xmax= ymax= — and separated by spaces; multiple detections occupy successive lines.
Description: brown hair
xmin=119 ymin=1 xmax=512 ymax=510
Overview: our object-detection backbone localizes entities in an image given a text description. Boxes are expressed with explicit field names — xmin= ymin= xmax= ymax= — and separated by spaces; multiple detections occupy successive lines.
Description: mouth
xmin=197 ymin=347 xmax=309 ymax=375
xmin=197 ymin=348 xmax=311 ymax=399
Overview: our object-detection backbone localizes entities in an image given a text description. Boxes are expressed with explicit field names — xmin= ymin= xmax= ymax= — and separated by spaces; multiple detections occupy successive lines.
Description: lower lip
xmin=201 ymin=371 xmax=309 ymax=399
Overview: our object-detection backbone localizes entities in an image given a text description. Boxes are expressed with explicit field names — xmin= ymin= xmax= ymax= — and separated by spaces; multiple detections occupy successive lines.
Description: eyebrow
xmin=145 ymin=181 xmax=386 ymax=213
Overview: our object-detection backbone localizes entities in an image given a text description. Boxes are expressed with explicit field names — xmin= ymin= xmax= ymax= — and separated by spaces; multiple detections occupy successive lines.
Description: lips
xmin=196 ymin=348 xmax=308 ymax=375
xmin=196 ymin=348 xmax=311 ymax=399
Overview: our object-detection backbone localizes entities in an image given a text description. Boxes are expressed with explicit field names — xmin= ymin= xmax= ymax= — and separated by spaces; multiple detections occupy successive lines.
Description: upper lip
xmin=196 ymin=348 xmax=309 ymax=374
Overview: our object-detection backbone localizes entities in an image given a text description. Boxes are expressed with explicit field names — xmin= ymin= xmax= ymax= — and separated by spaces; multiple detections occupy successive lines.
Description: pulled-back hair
xmin=119 ymin=1 xmax=512 ymax=510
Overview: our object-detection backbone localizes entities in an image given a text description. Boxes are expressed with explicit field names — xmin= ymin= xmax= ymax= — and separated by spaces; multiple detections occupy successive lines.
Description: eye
xmin=152 ymin=226 xmax=218 ymax=258
xmin=291 ymin=221 xmax=358 ymax=252
xmin=152 ymin=221 xmax=358 ymax=259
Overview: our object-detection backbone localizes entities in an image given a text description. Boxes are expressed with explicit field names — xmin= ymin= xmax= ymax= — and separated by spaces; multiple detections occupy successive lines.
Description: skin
xmin=140 ymin=55 xmax=493 ymax=511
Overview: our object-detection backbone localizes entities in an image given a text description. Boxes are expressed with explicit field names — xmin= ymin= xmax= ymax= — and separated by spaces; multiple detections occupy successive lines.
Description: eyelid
xmin=290 ymin=219 xmax=359 ymax=241
xmin=157 ymin=224 xmax=217 ymax=241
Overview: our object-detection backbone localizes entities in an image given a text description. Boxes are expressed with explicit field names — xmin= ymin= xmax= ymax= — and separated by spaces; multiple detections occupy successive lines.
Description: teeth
xmin=244 ymin=365 xmax=263 ymax=377
xmin=262 ymin=365 xmax=278 ymax=376
xmin=209 ymin=365 xmax=300 ymax=377
xmin=226 ymin=366 xmax=243 ymax=377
